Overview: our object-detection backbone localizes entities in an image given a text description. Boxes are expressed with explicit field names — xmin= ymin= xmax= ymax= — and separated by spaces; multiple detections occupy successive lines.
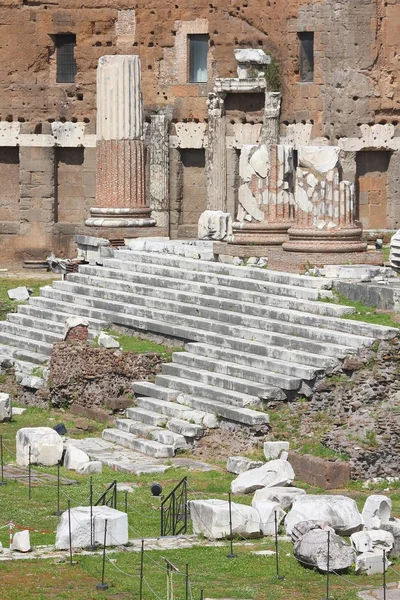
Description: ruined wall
xmin=0 ymin=0 xmax=399 ymax=265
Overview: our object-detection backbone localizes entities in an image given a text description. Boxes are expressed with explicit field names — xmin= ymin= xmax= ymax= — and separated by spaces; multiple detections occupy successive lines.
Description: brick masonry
xmin=0 ymin=1 xmax=399 ymax=264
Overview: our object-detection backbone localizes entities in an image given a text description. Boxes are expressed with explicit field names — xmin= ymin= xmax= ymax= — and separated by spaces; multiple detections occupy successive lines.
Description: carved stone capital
xmin=264 ymin=92 xmax=282 ymax=119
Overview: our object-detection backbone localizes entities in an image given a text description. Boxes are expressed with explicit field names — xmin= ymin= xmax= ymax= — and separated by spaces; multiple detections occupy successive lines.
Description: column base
xmin=228 ymin=221 xmax=291 ymax=246
xmin=85 ymin=207 xmax=156 ymax=228
xmin=283 ymin=227 xmax=367 ymax=253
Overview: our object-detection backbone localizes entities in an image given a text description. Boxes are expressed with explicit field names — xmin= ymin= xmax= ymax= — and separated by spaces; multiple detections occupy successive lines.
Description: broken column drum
xmin=86 ymin=55 xmax=156 ymax=228
xmin=230 ymin=143 xmax=295 ymax=245
xmin=283 ymin=146 xmax=366 ymax=253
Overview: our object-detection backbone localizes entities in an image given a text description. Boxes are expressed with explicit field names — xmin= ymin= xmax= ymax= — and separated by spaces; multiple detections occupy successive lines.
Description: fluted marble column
xmin=283 ymin=146 xmax=366 ymax=252
xmin=86 ymin=55 xmax=155 ymax=227
xmin=206 ymin=92 xmax=227 ymax=211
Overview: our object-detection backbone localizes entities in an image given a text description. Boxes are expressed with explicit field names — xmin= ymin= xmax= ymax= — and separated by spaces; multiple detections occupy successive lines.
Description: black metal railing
xmin=95 ymin=480 xmax=117 ymax=509
xmin=161 ymin=476 xmax=188 ymax=536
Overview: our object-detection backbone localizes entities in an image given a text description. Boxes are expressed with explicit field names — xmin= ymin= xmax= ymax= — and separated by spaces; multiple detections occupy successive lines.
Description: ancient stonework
xmin=86 ymin=55 xmax=155 ymax=228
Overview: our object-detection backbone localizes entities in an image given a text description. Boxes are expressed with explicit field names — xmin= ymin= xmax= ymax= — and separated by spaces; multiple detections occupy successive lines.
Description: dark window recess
xmin=188 ymin=34 xmax=208 ymax=83
xmin=299 ymin=32 xmax=314 ymax=82
xmin=56 ymin=34 xmax=77 ymax=83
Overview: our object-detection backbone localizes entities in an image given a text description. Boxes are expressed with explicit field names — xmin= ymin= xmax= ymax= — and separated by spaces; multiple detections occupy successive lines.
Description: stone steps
xmin=184 ymin=342 xmax=321 ymax=380
xmin=0 ymin=242 xmax=396 ymax=462
xmin=69 ymin=268 xmax=351 ymax=318
xmin=115 ymin=418 xmax=189 ymax=450
xmin=37 ymin=285 xmax=363 ymax=358
xmin=54 ymin=277 xmax=388 ymax=345
xmin=171 ymin=351 xmax=303 ymax=390
xmin=132 ymin=380 xmax=268 ymax=426
xmin=101 ymin=428 xmax=174 ymax=459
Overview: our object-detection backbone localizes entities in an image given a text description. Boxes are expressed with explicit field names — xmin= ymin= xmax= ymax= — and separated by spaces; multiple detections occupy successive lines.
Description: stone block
xmin=351 ymin=530 xmax=394 ymax=554
xmin=16 ymin=427 xmax=63 ymax=467
xmin=226 ymin=456 xmax=264 ymax=475
xmin=7 ymin=286 xmax=30 ymax=301
xmin=64 ymin=445 xmax=90 ymax=471
xmin=251 ymin=500 xmax=285 ymax=536
xmin=294 ymin=530 xmax=356 ymax=572
xmin=189 ymin=499 xmax=261 ymax=539
xmin=198 ymin=210 xmax=232 ymax=241
xmin=355 ymin=551 xmax=390 ymax=575
xmin=252 ymin=486 xmax=306 ymax=510
xmin=362 ymin=495 xmax=392 ymax=529
xmin=285 ymin=495 xmax=363 ymax=536
xmin=98 ymin=332 xmax=120 ymax=349
xmin=55 ymin=506 xmax=128 ymax=550
xmin=231 ymin=459 xmax=295 ymax=495
xmin=287 ymin=452 xmax=350 ymax=490
xmin=76 ymin=461 xmax=103 ymax=475
xmin=12 ymin=530 xmax=31 ymax=552
xmin=263 ymin=441 xmax=289 ymax=460
xmin=0 ymin=392 xmax=11 ymax=422
xmin=381 ymin=519 xmax=400 ymax=557
xmin=298 ymin=146 xmax=340 ymax=174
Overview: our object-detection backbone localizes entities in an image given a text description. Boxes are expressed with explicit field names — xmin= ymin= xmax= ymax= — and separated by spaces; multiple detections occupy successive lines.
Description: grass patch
xmin=104 ymin=329 xmax=182 ymax=361
xmin=323 ymin=291 xmax=400 ymax=328
xmin=0 ymin=278 xmax=56 ymax=321
xmin=297 ymin=441 xmax=350 ymax=461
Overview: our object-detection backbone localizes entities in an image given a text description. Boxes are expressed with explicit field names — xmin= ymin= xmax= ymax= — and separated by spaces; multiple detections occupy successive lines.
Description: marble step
xmin=124 ymin=407 xmax=168 ymax=427
xmin=70 ymin=268 xmax=352 ymax=318
xmin=102 ymin=257 xmax=324 ymax=301
xmin=155 ymin=373 xmax=264 ymax=408
xmin=161 ymin=363 xmax=285 ymax=400
xmin=184 ymin=342 xmax=321 ymax=380
xmin=172 ymin=351 xmax=302 ymax=390
xmin=102 ymin=428 xmax=174 ymax=458
xmin=110 ymin=249 xmax=332 ymax=290
xmin=135 ymin=396 xmax=204 ymax=422
xmin=115 ymin=418 xmax=188 ymax=450
xmin=26 ymin=294 xmax=340 ymax=370
xmin=40 ymin=285 xmax=361 ymax=358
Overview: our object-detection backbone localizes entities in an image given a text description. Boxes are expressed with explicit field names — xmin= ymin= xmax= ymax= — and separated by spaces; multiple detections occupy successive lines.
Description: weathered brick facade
xmin=0 ymin=0 xmax=399 ymax=265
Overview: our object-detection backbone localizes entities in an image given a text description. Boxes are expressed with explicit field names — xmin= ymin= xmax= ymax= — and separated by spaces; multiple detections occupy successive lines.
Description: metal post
xmin=200 ymin=590 xmax=204 ymax=600
xmin=0 ymin=435 xmax=7 ymax=486
xmin=274 ymin=509 xmax=284 ymax=580
xmin=383 ymin=549 xmax=387 ymax=600
xmin=96 ymin=519 xmax=109 ymax=591
xmin=85 ymin=476 xmax=96 ymax=551
xmin=226 ymin=492 xmax=237 ymax=559
xmin=54 ymin=461 xmax=62 ymax=516
xmin=185 ymin=563 xmax=189 ymax=600
xmin=28 ymin=445 xmax=31 ymax=499
xmin=323 ymin=530 xmax=330 ymax=600
xmin=68 ymin=500 xmax=73 ymax=566
xmin=124 ymin=490 xmax=128 ymax=514
xmin=139 ymin=539 xmax=144 ymax=600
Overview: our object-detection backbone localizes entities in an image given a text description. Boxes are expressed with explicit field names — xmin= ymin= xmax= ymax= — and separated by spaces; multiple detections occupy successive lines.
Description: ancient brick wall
xmin=0 ymin=0 xmax=399 ymax=265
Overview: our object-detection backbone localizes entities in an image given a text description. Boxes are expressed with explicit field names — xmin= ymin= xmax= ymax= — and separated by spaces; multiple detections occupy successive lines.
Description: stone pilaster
xmin=229 ymin=144 xmax=295 ymax=245
xmin=261 ymin=92 xmax=281 ymax=145
xmin=206 ymin=92 xmax=227 ymax=212
xmin=149 ymin=114 xmax=169 ymax=228
xmin=283 ymin=146 xmax=366 ymax=253
xmin=86 ymin=55 xmax=155 ymax=228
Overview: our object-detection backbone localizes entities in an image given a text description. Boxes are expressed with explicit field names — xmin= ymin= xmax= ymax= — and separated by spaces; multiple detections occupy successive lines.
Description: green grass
xmin=103 ymin=329 xmax=182 ymax=361
xmin=296 ymin=441 xmax=350 ymax=461
xmin=322 ymin=291 xmax=400 ymax=328
xmin=0 ymin=278 xmax=56 ymax=321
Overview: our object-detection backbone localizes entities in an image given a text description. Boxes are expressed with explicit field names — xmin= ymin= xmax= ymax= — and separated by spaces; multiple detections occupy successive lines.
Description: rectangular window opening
xmin=299 ymin=32 xmax=314 ymax=82
xmin=188 ymin=34 xmax=208 ymax=83
xmin=55 ymin=34 xmax=77 ymax=84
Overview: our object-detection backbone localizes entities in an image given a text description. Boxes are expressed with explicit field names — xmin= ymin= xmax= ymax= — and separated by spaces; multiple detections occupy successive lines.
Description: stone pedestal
xmin=229 ymin=144 xmax=295 ymax=245
xmin=283 ymin=146 xmax=366 ymax=253
xmin=206 ymin=92 xmax=227 ymax=212
xmin=86 ymin=55 xmax=155 ymax=228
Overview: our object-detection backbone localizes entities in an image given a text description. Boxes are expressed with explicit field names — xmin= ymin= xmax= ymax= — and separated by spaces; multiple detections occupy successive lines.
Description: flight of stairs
xmin=0 ymin=240 xmax=397 ymax=460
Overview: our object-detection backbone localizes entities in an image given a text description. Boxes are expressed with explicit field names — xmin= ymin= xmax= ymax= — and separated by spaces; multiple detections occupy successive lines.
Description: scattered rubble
xmin=294 ymin=529 xmax=356 ymax=572
xmin=231 ymin=459 xmax=295 ymax=494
